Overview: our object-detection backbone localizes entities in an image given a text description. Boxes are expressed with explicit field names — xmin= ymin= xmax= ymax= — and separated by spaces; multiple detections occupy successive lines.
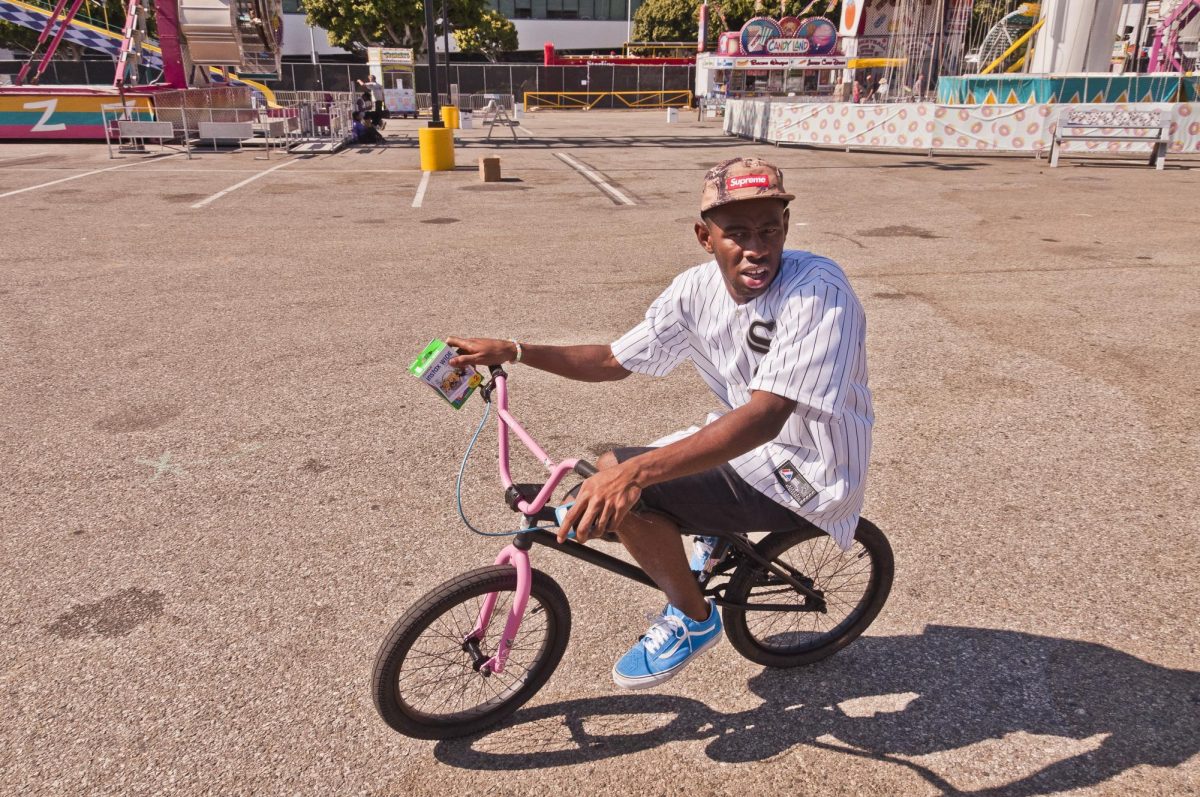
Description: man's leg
xmin=596 ymin=452 xmax=709 ymax=622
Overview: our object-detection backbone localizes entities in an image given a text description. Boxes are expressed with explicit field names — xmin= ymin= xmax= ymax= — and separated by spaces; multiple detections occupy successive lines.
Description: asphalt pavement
xmin=1 ymin=110 xmax=1197 ymax=796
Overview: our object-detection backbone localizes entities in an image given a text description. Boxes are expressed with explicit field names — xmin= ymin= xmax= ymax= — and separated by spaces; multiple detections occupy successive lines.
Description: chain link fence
xmin=0 ymin=61 xmax=698 ymax=107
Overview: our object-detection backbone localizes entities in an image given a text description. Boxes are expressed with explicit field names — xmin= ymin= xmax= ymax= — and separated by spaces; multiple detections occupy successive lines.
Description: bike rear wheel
xmin=372 ymin=565 xmax=571 ymax=739
xmin=722 ymin=519 xmax=893 ymax=668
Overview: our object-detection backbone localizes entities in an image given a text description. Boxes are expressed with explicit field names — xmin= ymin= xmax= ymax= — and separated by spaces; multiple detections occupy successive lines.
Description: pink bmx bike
xmin=372 ymin=365 xmax=894 ymax=739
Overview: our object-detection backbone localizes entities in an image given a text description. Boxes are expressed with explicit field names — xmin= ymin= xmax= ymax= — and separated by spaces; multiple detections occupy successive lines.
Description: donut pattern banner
xmin=725 ymin=100 xmax=1200 ymax=155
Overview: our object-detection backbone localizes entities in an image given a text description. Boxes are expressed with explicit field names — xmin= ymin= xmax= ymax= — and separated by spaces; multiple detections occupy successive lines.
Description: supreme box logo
xmin=727 ymin=174 xmax=770 ymax=190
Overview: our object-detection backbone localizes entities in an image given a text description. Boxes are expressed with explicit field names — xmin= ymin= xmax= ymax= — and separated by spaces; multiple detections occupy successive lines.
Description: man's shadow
xmin=434 ymin=625 xmax=1199 ymax=795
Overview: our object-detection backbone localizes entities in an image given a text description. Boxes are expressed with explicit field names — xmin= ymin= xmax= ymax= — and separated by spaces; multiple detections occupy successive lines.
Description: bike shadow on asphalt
xmin=434 ymin=624 xmax=1199 ymax=795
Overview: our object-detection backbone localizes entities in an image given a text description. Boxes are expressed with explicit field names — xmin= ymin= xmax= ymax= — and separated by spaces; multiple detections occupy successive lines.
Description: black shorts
xmin=611 ymin=446 xmax=811 ymax=536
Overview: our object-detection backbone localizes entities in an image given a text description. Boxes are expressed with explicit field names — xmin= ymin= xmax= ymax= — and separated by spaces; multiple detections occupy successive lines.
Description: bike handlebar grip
xmin=571 ymin=459 xmax=649 ymax=514
xmin=488 ymin=364 xmax=505 ymax=377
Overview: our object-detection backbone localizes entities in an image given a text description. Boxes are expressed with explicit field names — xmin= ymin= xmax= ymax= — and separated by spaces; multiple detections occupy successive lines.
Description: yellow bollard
xmin=441 ymin=106 xmax=459 ymax=129
xmin=418 ymin=127 xmax=455 ymax=171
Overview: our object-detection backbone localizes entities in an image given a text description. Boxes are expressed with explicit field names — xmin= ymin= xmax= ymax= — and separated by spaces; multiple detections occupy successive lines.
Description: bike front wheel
xmin=372 ymin=565 xmax=571 ymax=739
xmin=722 ymin=519 xmax=893 ymax=668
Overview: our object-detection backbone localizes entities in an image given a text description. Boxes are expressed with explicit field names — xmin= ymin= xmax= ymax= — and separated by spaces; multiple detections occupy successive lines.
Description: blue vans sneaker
xmin=689 ymin=536 xmax=719 ymax=571
xmin=612 ymin=600 xmax=722 ymax=690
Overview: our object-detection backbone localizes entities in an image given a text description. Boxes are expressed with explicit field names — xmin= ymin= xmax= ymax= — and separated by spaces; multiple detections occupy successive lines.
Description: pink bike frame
xmin=469 ymin=370 xmax=577 ymax=675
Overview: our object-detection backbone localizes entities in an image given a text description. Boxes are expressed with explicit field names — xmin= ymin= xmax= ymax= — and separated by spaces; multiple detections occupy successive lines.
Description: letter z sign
xmin=24 ymin=99 xmax=67 ymax=133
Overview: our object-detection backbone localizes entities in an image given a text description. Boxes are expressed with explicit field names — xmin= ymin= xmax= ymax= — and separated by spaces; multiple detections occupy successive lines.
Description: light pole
xmin=627 ymin=0 xmax=633 ymax=47
xmin=424 ymin=0 xmax=442 ymax=126
xmin=441 ymin=0 xmax=452 ymax=102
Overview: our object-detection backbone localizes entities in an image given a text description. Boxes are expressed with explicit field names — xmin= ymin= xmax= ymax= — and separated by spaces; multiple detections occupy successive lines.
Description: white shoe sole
xmin=611 ymin=630 xmax=722 ymax=691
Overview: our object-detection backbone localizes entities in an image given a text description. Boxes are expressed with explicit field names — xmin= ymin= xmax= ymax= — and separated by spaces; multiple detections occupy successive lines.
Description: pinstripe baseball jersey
xmin=610 ymin=250 xmax=872 ymax=550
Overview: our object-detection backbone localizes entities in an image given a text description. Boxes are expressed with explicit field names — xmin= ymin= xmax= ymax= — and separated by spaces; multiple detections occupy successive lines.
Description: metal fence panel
xmin=663 ymin=66 xmax=693 ymax=91
xmin=587 ymin=65 xmax=614 ymax=95
xmin=0 ymin=60 xmax=695 ymax=102
xmin=455 ymin=65 xmax=486 ymax=95
xmin=509 ymin=65 xmax=539 ymax=99
xmin=561 ymin=66 xmax=588 ymax=93
xmin=612 ymin=66 xmax=639 ymax=93
xmin=289 ymin=63 xmax=325 ymax=91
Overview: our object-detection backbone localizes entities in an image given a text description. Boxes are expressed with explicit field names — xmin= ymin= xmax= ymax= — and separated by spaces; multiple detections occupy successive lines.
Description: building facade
xmin=278 ymin=0 xmax=647 ymax=59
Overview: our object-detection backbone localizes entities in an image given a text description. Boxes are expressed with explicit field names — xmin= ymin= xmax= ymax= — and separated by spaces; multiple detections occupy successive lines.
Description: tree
xmin=0 ymin=22 xmax=41 ymax=55
xmin=454 ymin=10 xmax=516 ymax=63
xmin=632 ymin=0 xmax=839 ymax=47
xmin=302 ymin=0 xmax=487 ymax=53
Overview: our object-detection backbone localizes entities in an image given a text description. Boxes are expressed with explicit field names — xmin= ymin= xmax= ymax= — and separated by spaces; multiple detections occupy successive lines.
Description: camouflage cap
xmin=700 ymin=156 xmax=795 ymax=214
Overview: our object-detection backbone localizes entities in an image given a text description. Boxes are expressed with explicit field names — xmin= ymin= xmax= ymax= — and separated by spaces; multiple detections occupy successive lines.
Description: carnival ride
xmin=1149 ymin=0 xmax=1200 ymax=73
xmin=0 ymin=0 xmax=283 ymax=139
xmin=715 ymin=0 xmax=1199 ymax=161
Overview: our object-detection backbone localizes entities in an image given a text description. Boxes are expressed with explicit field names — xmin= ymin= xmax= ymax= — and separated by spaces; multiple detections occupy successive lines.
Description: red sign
xmin=727 ymin=175 xmax=770 ymax=190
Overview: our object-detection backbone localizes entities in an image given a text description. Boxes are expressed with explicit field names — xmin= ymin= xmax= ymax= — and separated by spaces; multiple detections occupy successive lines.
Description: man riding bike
xmin=449 ymin=156 xmax=873 ymax=690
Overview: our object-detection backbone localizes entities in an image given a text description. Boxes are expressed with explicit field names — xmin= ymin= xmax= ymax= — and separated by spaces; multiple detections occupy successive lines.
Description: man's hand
xmin=558 ymin=464 xmax=642 ymax=544
xmin=446 ymin=336 xmax=515 ymax=368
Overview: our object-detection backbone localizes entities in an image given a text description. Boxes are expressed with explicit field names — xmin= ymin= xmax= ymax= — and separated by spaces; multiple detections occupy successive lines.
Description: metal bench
xmin=196 ymin=121 xmax=255 ymax=151
xmin=109 ymin=119 xmax=184 ymax=158
xmin=1050 ymin=108 xmax=1170 ymax=170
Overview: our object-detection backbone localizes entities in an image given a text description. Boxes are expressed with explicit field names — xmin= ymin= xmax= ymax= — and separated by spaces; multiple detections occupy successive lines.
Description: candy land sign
xmin=736 ymin=16 xmax=838 ymax=57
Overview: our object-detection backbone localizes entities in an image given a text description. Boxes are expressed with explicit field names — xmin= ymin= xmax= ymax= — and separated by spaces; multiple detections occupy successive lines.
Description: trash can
xmin=441 ymin=106 xmax=460 ymax=129
xmin=419 ymin=127 xmax=455 ymax=171
xmin=666 ymin=107 xmax=678 ymax=123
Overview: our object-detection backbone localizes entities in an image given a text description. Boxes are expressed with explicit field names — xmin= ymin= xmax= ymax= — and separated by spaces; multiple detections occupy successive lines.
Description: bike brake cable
xmin=455 ymin=400 xmax=557 ymax=538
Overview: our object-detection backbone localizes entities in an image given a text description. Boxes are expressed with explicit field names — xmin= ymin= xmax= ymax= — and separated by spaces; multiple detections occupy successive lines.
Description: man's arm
xmin=561 ymin=390 xmax=796 ymax=540
xmin=446 ymin=336 xmax=630 ymax=383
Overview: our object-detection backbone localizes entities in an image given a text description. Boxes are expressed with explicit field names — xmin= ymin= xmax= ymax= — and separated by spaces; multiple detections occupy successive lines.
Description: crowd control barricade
xmin=523 ymin=90 xmax=693 ymax=111
xmin=273 ymin=91 xmax=355 ymax=150
xmin=415 ymin=93 xmax=516 ymax=116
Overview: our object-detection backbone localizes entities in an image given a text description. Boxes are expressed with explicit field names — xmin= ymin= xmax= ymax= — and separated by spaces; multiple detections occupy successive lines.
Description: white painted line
xmin=0 ymin=153 xmax=181 ymax=199
xmin=517 ymin=126 xmax=534 ymax=137
xmin=555 ymin=152 xmax=636 ymax=206
xmin=0 ymin=151 xmax=49 ymax=160
xmin=3 ymin=167 xmax=425 ymax=174
xmin=412 ymin=170 xmax=431 ymax=208
xmin=190 ymin=159 xmax=295 ymax=209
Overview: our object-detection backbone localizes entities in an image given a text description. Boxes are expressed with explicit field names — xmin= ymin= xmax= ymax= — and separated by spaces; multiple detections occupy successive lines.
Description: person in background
xmin=877 ymin=76 xmax=890 ymax=103
xmin=362 ymin=115 xmax=385 ymax=144
xmin=852 ymin=79 xmax=862 ymax=104
xmin=351 ymin=111 xmax=384 ymax=145
xmin=864 ymin=73 xmax=876 ymax=102
xmin=355 ymin=91 xmax=374 ymax=122
xmin=358 ymin=76 xmax=385 ymax=127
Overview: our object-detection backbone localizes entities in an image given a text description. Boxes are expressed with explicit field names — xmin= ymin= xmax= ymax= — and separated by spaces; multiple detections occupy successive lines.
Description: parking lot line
xmin=412 ymin=171 xmax=431 ymax=208
xmin=554 ymin=152 xmax=636 ymax=206
xmin=190 ymin=159 xmax=295 ymax=209
xmin=0 ymin=153 xmax=183 ymax=199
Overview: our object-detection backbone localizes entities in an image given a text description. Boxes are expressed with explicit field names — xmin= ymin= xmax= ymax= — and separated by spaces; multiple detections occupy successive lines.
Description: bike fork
xmin=466 ymin=542 xmax=532 ymax=676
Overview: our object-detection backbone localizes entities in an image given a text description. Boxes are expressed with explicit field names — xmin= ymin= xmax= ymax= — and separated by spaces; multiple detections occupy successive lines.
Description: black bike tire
xmin=722 ymin=519 xmax=893 ymax=668
xmin=372 ymin=565 xmax=571 ymax=739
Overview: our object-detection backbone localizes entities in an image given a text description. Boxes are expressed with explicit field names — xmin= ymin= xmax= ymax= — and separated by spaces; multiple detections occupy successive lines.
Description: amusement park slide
xmin=0 ymin=0 xmax=276 ymax=98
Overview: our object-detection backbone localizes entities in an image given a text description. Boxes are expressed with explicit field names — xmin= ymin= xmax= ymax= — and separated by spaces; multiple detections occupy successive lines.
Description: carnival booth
xmin=368 ymin=46 xmax=418 ymax=119
xmin=696 ymin=16 xmax=847 ymax=105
